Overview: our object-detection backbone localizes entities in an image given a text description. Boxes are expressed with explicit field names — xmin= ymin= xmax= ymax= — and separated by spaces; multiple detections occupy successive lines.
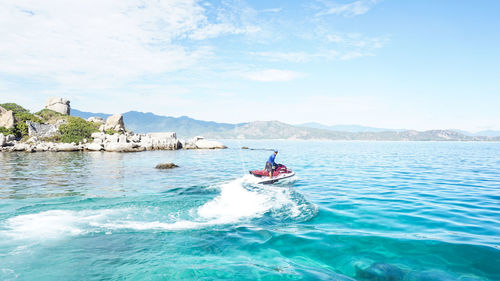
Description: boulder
xmin=106 ymin=133 xmax=120 ymax=143
xmin=143 ymin=132 xmax=180 ymax=150
xmin=12 ymin=143 xmax=33 ymax=152
xmin=129 ymin=134 xmax=141 ymax=143
xmin=194 ymin=139 xmax=227 ymax=149
xmin=34 ymin=142 xmax=53 ymax=152
xmin=45 ymin=97 xmax=70 ymax=115
xmin=185 ymin=136 xmax=226 ymax=149
xmin=87 ymin=117 xmax=105 ymax=124
xmin=91 ymin=132 xmax=106 ymax=141
xmin=118 ymin=134 xmax=127 ymax=143
xmin=148 ymin=132 xmax=177 ymax=139
xmin=155 ymin=163 xmax=179 ymax=169
xmin=54 ymin=143 xmax=79 ymax=152
xmin=26 ymin=121 xmax=58 ymax=138
xmin=26 ymin=136 xmax=38 ymax=143
xmin=0 ymin=107 xmax=15 ymax=129
xmin=85 ymin=143 xmax=103 ymax=151
xmin=6 ymin=134 xmax=15 ymax=142
xmin=104 ymin=114 xmax=125 ymax=132
xmin=104 ymin=142 xmax=142 ymax=152
xmin=0 ymin=134 xmax=5 ymax=147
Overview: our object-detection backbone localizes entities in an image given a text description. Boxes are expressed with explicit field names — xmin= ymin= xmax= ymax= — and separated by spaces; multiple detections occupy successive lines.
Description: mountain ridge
xmin=71 ymin=109 xmax=500 ymax=141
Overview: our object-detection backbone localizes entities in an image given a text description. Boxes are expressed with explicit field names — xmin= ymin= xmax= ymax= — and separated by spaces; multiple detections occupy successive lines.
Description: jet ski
xmin=249 ymin=164 xmax=295 ymax=184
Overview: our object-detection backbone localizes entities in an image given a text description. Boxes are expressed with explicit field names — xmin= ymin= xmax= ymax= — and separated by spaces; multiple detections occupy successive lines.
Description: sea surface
xmin=0 ymin=140 xmax=499 ymax=281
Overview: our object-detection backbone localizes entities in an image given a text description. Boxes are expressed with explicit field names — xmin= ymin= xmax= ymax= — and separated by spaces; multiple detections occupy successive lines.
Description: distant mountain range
xmin=297 ymin=122 xmax=405 ymax=133
xmin=71 ymin=109 xmax=241 ymax=137
xmin=71 ymin=109 xmax=500 ymax=141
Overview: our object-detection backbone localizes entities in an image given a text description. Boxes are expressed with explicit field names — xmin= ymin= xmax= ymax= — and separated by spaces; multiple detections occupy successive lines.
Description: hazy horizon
xmin=1 ymin=0 xmax=499 ymax=131
xmin=63 ymin=108 xmax=498 ymax=135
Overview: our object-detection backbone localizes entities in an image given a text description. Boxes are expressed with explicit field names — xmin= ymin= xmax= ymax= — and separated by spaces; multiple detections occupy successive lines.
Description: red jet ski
xmin=249 ymin=164 xmax=295 ymax=184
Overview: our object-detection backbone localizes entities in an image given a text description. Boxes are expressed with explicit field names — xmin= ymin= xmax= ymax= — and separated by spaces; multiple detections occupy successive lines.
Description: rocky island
xmin=0 ymin=97 xmax=226 ymax=152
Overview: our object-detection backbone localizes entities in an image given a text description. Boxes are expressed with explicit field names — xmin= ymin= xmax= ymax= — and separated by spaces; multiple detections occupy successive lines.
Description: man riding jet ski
xmin=266 ymin=150 xmax=278 ymax=178
xmin=249 ymin=150 xmax=295 ymax=184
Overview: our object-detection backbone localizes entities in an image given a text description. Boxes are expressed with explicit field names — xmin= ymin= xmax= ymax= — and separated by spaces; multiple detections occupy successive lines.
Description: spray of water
xmin=1 ymin=176 xmax=315 ymax=241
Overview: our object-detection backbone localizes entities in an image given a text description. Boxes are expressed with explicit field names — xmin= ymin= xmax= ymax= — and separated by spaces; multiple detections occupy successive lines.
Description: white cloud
xmin=189 ymin=23 xmax=259 ymax=40
xmin=326 ymin=34 xmax=344 ymax=43
xmin=340 ymin=51 xmax=369 ymax=60
xmin=317 ymin=0 xmax=378 ymax=17
xmin=249 ymin=32 xmax=388 ymax=62
xmin=262 ymin=8 xmax=283 ymax=13
xmin=0 ymin=0 xmax=253 ymax=89
xmin=243 ymin=69 xmax=303 ymax=82
xmin=250 ymin=51 xmax=320 ymax=63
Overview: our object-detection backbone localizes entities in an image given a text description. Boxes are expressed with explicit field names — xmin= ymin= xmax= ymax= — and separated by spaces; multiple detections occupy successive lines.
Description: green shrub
xmin=58 ymin=116 xmax=99 ymax=143
xmin=0 ymin=103 xmax=30 ymax=115
xmin=14 ymin=122 xmax=29 ymax=138
xmin=0 ymin=126 xmax=14 ymax=136
xmin=40 ymin=134 xmax=62 ymax=143
xmin=0 ymin=103 xmax=41 ymax=138
xmin=35 ymin=108 xmax=65 ymax=123
xmin=105 ymin=129 xmax=119 ymax=135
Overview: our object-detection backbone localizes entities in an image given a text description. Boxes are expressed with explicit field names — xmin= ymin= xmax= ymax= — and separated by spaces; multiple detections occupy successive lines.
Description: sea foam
xmin=1 ymin=176 xmax=313 ymax=239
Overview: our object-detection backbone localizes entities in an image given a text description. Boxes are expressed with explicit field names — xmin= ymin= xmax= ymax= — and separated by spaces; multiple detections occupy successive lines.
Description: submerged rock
xmin=155 ymin=163 xmax=179 ymax=169
xmin=45 ymin=97 xmax=70 ymax=115
xmin=356 ymin=262 xmax=405 ymax=281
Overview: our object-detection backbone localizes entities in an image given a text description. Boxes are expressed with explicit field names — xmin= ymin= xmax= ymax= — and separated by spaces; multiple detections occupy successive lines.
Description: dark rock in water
xmin=241 ymin=146 xmax=249 ymax=149
xmin=356 ymin=262 xmax=405 ymax=281
xmin=155 ymin=163 xmax=179 ymax=169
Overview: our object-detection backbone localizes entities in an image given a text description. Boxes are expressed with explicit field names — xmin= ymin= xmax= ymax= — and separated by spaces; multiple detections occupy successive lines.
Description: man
xmin=265 ymin=150 xmax=278 ymax=178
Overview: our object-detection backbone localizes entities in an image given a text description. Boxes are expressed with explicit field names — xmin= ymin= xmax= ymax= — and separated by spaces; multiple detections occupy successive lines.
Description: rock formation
xmin=87 ymin=117 xmax=105 ymax=125
xmin=184 ymin=136 xmax=227 ymax=149
xmin=1 ymin=130 xmax=227 ymax=152
xmin=45 ymin=97 xmax=70 ymax=115
xmin=0 ymin=106 xmax=15 ymax=129
xmin=104 ymin=114 xmax=125 ymax=132
xmin=1 ymin=99 xmax=227 ymax=152
xmin=26 ymin=121 xmax=58 ymax=138
xmin=87 ymin=131 xmax=183 ymax=152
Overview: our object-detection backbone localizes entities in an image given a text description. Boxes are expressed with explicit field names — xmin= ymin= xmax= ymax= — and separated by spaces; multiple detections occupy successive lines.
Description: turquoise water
xmin=0 ymin=141 xmax=499 ymax=280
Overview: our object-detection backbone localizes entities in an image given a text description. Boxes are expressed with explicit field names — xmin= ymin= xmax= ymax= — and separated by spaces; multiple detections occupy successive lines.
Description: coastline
xmin=0 ymin=133 xmax=226 ymax=153
xmin=0 ymin=98 xmax=226 ymax=153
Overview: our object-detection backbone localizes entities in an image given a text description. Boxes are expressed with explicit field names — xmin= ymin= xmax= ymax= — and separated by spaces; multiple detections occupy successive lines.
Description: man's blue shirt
xmin=267 ymin=154 xmax=276 ymax=165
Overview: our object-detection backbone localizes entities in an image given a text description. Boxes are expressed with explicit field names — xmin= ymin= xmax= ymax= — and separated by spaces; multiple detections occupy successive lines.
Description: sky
xmin=0 ymin=0 xmax=499 ymax=132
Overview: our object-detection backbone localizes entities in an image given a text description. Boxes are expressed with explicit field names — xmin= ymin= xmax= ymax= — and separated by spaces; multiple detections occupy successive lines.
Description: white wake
xmin=1 ymin=176 xmax=312 ymax=240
